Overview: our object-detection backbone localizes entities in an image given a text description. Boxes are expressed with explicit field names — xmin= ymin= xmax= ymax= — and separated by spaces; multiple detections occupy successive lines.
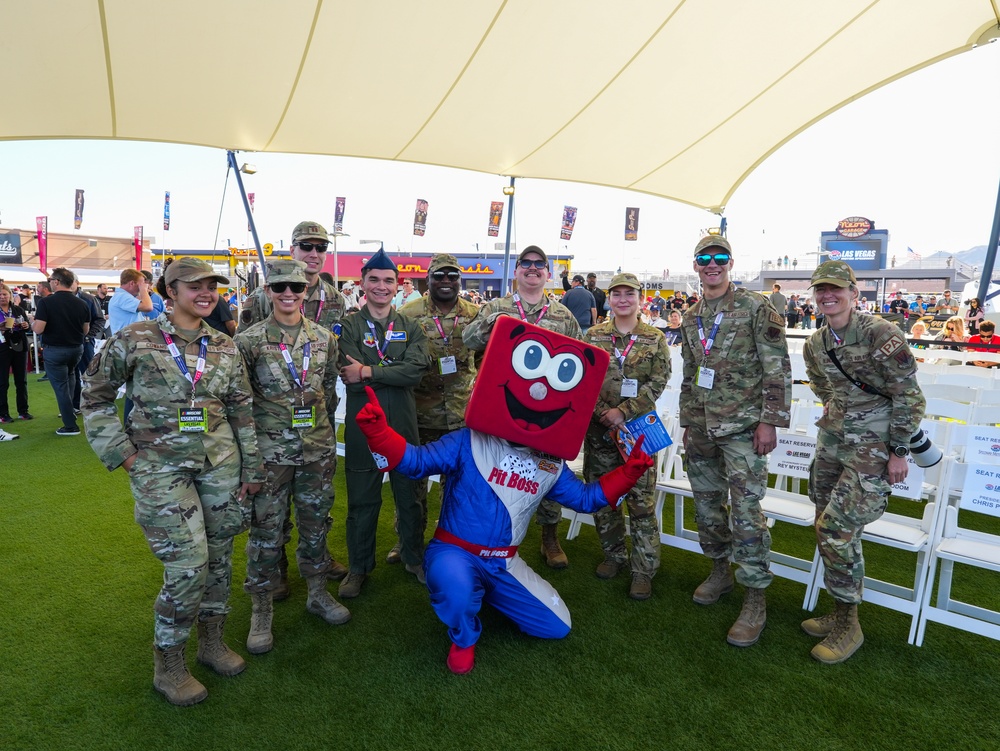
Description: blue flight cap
xmin=361 ymin=245 xmax=397 ymax=273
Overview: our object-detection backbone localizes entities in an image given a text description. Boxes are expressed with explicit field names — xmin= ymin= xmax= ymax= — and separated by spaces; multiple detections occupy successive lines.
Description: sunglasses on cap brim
xmin=695 ymin=252 xmax=732 ymax=267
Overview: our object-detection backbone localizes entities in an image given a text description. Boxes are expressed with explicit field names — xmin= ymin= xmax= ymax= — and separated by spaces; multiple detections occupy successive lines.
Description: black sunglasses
xmin=695 ymin=253 xmax=731 ymax=267
xmin=518 ymin=259 xmax=547 ymax=269
xmin=296 ymin=241 xmax=329 ymax=253
xmin=431 ymin=271 xmax=461 ymax=281
xmin=269 ymin=282 xmax=307 ymax=294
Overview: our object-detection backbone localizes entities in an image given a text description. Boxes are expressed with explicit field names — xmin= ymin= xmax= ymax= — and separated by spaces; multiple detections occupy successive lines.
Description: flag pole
xmin=976 ymin=172 xmax=1000 ymax=307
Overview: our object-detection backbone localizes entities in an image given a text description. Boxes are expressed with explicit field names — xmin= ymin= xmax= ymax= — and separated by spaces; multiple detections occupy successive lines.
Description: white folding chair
xmin=655 ymin=422 xmax=701 ymax=554
xmin=916 ymin=460 xmax=1000 ymax=646
xmin=936 ymin=368 xmax=994 ymax=388
xmin=805 ymin=455 xmax=951 ymax=644
xmin=924 ymin=397 xmax=974 ymax=425
xmin=760 ymin=431 xmax=822 ymax=607
xmin=975 ymin=388 xmax=1000 ymax=407
xmin=920 ymin=383 xmax=974 ymax=404
xmin=970 ymin=405 xmax=1000 ymax=427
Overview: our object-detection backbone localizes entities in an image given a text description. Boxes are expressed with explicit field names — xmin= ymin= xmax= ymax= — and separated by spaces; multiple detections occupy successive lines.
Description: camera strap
xmin=825 ymin=347 xmax=890 ymax=399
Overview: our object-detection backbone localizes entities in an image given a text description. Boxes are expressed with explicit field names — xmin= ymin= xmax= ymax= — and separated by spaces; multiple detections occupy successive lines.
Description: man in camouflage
xmin=240 ymin=220 xmax=350 ymax=594
xmin=235 ymin=259 xmax=350 ymax=655
xmin=82 ymin=257 xmax=264 ymax=706
xmin=463 ymin=244 xmax=582 ymax=568
xmin=802 ymin=260 xmax=926 ymax=664
xmin=583 ymin=272 xmax=671 ymax=599
xmin=240 ymin=220 xmax=348 ymax=333
xmin=679 ymin=235 xmax=790 ymax=647
xmin=393 ymin=253 xmax=480 ymax=563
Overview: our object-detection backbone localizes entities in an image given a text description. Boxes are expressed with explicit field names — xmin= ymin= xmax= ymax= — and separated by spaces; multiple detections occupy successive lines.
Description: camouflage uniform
xmin=240 ymin=278 xmax=347 ymax=334
xmin=240 ymin=275 xmax=346 ymax=552
xmin=583 ymin=320 xmax=671 ymax=576
xmin=398 ymin=292 xmax=480 ymax=532
xmin=340 ymin=306 xmax=429 ymax=572
xmin=463 ymin=293 xmax=582 ymax=525
xmin=82 ymin=313 xmax=264 ymax=648
xmin=235 ymin=315 xmax=340 ymax=592
xmin=804 ymin=312 xmax=925 ymax=604
xmin=679 ymin=283 xmax=791 ymax=588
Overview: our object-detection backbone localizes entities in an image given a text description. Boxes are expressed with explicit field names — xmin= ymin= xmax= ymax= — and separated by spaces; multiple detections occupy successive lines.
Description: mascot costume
xmin=357 ymin=317 xmax=653 ymax=674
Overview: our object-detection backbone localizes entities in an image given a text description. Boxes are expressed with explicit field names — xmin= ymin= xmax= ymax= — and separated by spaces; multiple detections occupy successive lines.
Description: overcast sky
xmin=1 ymin=41 xmax=998 ymax=278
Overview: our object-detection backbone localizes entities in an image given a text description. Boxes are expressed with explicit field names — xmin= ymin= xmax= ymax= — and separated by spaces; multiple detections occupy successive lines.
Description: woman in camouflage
xmin=582 ymin=273 xmax=671 ymax=600
xmin=82 ymin=258 xmax=263 ymax=707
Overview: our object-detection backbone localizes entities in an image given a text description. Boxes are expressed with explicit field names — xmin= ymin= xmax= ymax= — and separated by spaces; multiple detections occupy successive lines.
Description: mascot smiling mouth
xmin=503 ymin=384 xmax=569 ymax=431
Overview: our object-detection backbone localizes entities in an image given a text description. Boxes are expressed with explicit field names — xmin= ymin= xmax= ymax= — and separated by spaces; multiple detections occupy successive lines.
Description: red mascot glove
xmin=356 ymin=385 xmax=407 ymax=472
xmin=598 ymin=434 xmax=654 ymax=510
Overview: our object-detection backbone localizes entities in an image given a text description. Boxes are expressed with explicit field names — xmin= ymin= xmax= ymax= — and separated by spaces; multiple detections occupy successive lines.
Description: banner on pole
xmin=414 ymin=199 xmax=429 ymax=236
xmin=488 ymin=201 xmax=504 ymax=237
xmin=133 ymin=226 xmax=143 ymax=270
xmin=560 ymin=206 xmax=577 ymax=241
xmin=163 ymin=192 xmax=171 ymax=231
xmin=36 ymin=216 xmax=48 ymax=272
xmin=248 ymin=193 xmax=255 ymax=232
xmin=625 ymin=207 xmax=639 ymax=241
xmin=74 ymin=189 xmax=85 ymax=229
xmin=334 ymin=197 xmax=346 ymax=234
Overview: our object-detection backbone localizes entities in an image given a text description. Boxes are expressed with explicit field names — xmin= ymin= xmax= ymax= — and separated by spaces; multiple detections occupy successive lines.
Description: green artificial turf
xmin=2 ymin=378 xmax=999 ymax=750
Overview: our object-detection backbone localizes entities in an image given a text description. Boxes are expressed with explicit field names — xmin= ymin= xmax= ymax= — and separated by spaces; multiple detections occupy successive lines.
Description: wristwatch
xmin=891 ymin=445 xmax=909 ymax=457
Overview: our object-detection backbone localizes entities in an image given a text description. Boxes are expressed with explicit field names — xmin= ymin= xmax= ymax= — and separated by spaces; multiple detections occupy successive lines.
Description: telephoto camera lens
xmin=909 ymin=429 xmax=942 ymax=468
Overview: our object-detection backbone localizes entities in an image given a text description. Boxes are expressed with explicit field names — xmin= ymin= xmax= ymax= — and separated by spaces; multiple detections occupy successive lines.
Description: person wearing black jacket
xmin=0 ymin=284 xmax=32 ymax=421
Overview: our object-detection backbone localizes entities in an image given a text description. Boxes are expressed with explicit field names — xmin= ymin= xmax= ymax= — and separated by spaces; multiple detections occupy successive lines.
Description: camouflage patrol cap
xmin=694 ymin=234 xmax=732 ymax=255
xmin=810 ymin=260 xmax=856 ymax=288
xmin=265 ymin=259 xmax=308 ymax=285
xmin=164 ymin=257 xmax=230 ymax=286
xmin=428 ymin=253 xmax=461 ymax=274
xmin=608 ymin=272 xmax=641 ymax=291
xmin=517 ymin=245 xmax=548 ymax=264
xmin=291 ymin=221 xmax=329 ymax=245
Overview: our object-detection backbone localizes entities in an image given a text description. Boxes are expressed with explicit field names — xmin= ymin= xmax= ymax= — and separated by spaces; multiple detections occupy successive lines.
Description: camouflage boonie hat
xmin=265 ymin=259 xmax=308 ymax=285
xmin=694 ymin=234 xmax=732 ymax=256
xmin=165 ymin=257 xmax=230 ymax=286
xmin=428 ymin=253 xmax=461 ymax=274
xmin=811 ymin=260 xmax=856 ymax=288
xmin=608 ymin=272 xmax=641 ymax=291
xmin=291 ymin=221 xmax=329 ymax=245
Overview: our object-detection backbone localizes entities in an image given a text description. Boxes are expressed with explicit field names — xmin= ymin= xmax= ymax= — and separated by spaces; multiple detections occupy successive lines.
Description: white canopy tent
xmin=3 ymin=1 xmax=998 ymax=213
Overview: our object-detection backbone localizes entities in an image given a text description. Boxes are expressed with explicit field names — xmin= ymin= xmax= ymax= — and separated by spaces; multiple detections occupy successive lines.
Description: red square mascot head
xmin=465 ymin=317 xmax=610 ymax=460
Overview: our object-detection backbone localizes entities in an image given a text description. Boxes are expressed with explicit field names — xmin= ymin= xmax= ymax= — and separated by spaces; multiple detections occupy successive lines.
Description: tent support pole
xmin=977 ymin=170 xmax=1000 ymax=306
xmin=501 ymin=176 xmax=516 ymax=295
xmin=227 ymin=150 xmax=266 ymax=277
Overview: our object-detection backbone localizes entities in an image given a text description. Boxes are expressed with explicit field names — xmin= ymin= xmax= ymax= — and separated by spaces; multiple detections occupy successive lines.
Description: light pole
xmin=332 ymin=232 xmax=350 ymax=287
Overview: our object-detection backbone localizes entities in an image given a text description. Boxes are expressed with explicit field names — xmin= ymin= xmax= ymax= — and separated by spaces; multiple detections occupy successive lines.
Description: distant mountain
xmin=895 ymin=245 xmax=988 ymax=270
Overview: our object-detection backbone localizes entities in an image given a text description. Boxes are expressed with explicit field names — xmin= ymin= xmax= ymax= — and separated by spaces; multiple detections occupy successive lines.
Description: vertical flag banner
xmin=163 ymin=191 xmax=171 ymax=231
xmin=74 ymin=189 xmax=85 ymax=229
xmin=36 ymin=216 xmax=48 ymax=273
xmin=413 ymin=199 xmax=429 ymax=236
xmin=133 ymin=226 xmax=143 ymax=270
xmin=560 ymin=206 xmax=578 ymax=241
xmin=248 ymin=192 xmax=255 ymax=232
xmin=334 ymin=197 xmax=346 ymax=233
xmin=624 ymin=207 xmax=639 ymax=241
xmin=488 ymin=201 xmax=504 ymax=237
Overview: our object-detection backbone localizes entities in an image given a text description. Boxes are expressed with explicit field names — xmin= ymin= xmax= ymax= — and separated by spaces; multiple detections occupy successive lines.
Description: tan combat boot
xmin=273 ymin=546 xmax=291 ymax=602
xmin=153 ymin=643 xmax=208 ymax=706
xmin=327 ymin=558 xmax=349 ymax=582
xmin=811 ymin=602 xmax=864 ymax=664
xmin=539 ymin=523 xmax=568 ymax=569
xmin=306 ymin=576 xmax=352 ymax=625
xmin=196 ymin=615 xmax=247 ymax=676
xmin=629 ymin=573 xmax=653 ymax=600
xmin=246 ymin=592 xmax=274 ymax=655
xmin=727 ymin=587 xmax=767 ymax=646
xmin=801 ymin=610 xmax=838 ymax=638
xmin=692 ymin=558 xmax=734 ymax=605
